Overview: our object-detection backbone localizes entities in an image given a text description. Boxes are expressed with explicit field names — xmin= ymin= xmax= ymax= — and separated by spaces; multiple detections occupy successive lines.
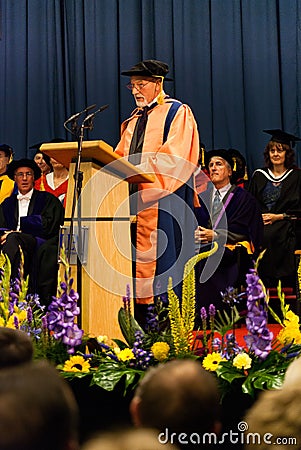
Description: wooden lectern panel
xmin=63 ymin=161 xmax=133 ymax=340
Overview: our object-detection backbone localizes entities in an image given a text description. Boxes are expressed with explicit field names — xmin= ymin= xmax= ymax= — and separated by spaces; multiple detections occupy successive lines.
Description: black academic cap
xmin=263 ymin=129 xmax=301 ymax=147
xmin=29 ymin=137 xmax=66 ymax=150
xmin=205 ymin=149 xmax=235 ymax=170
xmin=0 ymin=144 xmax=13 ymax=158
xmin=7 ymin=158 xmax=41 ymax=181
xmin=121 ymin=59 xmax=173 ymax=81
xmin=29 ymin=138 xmax=66 ymax=166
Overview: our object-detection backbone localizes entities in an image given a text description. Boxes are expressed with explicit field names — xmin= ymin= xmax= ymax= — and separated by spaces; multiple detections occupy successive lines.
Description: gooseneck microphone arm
xmin=63 ymin=104 xmax=97 ymax=135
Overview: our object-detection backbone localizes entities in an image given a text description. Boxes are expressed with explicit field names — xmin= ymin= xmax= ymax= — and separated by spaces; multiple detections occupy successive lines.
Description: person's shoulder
xmin=34 ymin=189 xmax=63 ymax=205
xmin=233 ymin=185 xmax=257 ymax=201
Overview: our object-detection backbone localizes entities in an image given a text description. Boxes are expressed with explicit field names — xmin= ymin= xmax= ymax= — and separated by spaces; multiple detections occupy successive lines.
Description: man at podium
xmin=115 ymin=59 xmax=200 ymax=325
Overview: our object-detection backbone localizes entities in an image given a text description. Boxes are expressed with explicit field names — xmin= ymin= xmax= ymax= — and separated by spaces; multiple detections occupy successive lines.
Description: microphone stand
xmin=67 ymin=119 xmax=92 ymax=329
xmin=64 ymin=105 xmax=108 ymax=329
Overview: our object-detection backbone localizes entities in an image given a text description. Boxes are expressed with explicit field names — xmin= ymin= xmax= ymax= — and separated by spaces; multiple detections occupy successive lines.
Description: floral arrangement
xmin=1 ymin=244 xmax=301 ymax=403
xmin=59 ymin=246 xmax=301 ymax=401
xmin=0 ymin=249 xmax=84 ymax=365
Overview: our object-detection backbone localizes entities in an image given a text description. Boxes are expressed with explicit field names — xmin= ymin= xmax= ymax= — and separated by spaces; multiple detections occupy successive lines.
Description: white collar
xmin=17 ymin=188 xmax=34 ymax=199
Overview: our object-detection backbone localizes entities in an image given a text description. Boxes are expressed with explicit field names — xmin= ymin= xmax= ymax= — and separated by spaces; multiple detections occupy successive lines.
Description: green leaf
xmin=216 ymin=363 xmax=246 ymax=384
xmin=118 ymin=308 xmax=144 ymax=346
xmin=91 ymin=363 xmax=144 ymax=395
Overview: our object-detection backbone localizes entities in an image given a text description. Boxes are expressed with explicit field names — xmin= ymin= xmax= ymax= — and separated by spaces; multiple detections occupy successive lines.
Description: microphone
xmin=64 ymin=104 xmax=97 ymax=126
xmin=82 ymin=104 xmax=109 ymax=129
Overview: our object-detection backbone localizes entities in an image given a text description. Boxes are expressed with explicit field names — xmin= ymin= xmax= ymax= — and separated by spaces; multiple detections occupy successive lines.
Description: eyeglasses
xmin=126 ymin=81 xmax=152 ymax=91
xmin=15 ymin=172 xmax=34 ymax=178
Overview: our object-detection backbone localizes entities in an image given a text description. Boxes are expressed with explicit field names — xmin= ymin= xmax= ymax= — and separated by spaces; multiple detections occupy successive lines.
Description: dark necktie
xmin=212 ymin=190 xmax=222 ymax=222
xmin=136 ymin=106 xmax=149 ymax=143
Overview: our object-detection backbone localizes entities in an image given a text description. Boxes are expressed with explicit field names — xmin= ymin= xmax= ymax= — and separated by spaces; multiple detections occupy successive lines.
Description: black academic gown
xmin=194 ymin=184 xmax=263 ymax=314
xmin=248 ymin=168 xmax=301 ymax=286
xmin=0 ymin=190 xmax=65 ymax=303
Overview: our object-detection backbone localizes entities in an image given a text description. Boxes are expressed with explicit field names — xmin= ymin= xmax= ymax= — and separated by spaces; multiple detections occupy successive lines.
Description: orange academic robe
xmin=115 ymin=98 xmax=200 ymax=304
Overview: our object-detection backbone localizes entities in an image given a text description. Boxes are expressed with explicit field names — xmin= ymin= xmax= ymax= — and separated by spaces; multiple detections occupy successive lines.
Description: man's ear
xmin=129 ymin=396 xmax=142 ymax=427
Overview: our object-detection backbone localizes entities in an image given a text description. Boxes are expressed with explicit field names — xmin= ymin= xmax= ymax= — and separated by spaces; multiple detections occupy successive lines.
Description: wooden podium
xmin=41 ymin=140 xmax=154 ymax=339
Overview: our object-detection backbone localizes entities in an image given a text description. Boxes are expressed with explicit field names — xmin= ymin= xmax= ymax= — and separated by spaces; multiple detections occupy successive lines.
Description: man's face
xmin=0 ymin=151 xmax=10 ymax=175
xmin=14 ymin=167 xmax=35 ymax=194
xmin=208 ymin=157 xmax=232 ymax=188
xmin=129 ymin=76 xmax=161 ymax=107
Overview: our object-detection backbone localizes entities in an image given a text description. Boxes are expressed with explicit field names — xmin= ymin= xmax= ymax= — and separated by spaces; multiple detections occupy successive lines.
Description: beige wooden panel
xmin=61 ymin=161 xmax=133 ymax=340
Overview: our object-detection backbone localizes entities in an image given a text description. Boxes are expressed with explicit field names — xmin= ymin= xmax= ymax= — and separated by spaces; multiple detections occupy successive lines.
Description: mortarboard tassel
xmin=156 ymin=76 xmax=165 ymax=105
xmin=232 ymin=157 xmax=237 ymax=172
xmin=201 ymin=148 xmax=205 ymax=168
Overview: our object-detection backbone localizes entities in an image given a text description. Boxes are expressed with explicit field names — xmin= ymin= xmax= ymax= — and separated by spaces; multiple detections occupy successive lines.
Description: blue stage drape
xmin=0 ymin=0 xmax=300 ymax=174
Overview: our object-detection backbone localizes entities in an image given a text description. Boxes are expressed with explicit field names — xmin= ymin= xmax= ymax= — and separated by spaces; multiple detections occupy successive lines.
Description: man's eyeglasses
xmin=15 ymin=172 xmax=34 ymax=178
xmin=126 ymin=81 xmax=152 ymax=91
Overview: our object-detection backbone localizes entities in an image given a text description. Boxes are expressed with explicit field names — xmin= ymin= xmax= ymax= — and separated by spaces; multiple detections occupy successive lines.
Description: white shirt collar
xmin=17 ymin=188 xmax=34 ymax=200
xmin=213 ymin=183 xmax=232 ymax=199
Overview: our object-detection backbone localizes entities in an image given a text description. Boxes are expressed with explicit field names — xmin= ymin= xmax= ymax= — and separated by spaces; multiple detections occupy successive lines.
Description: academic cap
xmin=263 ymin=129 xmax=301 ymax=148
xmin=205 ymin=149 xmax=234 ymax=169
xmin=121 ymin=59 xmax=173 ymax=81
xmin=29 ymin=137 xmax=66 ymax=150
xmin=7 ymin=158 xmax=41 ymax=181
xmin=29 ymin=138 xmax=66 ymax=166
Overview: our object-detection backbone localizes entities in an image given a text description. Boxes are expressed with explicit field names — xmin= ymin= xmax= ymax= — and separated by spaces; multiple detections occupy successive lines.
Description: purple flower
xmin=46 ymin=275 xmax=83 ymax=353
xmin=209 ymin=304 xmax=216 ymax=317
xmin=244 ymin=267 xmax=273 ymax=360
xmin=200 ymin=307 xmax=207 ymax=321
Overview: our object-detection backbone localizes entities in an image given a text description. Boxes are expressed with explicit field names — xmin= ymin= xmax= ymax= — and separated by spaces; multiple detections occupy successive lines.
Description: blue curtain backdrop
xmin=0 ymin=0 xmax=300 ymax=174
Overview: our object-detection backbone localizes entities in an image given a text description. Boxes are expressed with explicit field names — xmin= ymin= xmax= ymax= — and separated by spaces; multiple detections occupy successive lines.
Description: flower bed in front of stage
xmin=0 ymin=245 xmax=301 ymax=403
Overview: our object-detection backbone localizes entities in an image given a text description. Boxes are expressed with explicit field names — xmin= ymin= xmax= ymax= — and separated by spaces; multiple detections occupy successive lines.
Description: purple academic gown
xmin=194 ymin=184 xmax=263 ymax=316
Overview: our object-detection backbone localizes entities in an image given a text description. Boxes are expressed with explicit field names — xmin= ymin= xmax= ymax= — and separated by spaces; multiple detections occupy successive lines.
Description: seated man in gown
xmin=194 ymin=149 xmax=263 ymax=317
xmin=0 ymin=158 xmax=65 ymax=305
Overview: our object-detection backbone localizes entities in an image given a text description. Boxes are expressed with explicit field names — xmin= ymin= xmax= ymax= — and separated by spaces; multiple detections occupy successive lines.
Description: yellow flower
xmin=97 ymin=335 xmax=108 ymax=343
xmin=233 ymin=352 xmax=252 ymax=370
xmin=284 ymin=310 xmax=300 ymax=326
xmin=151 ymin=341 xmax=170 ymax=361
xmin=63 ymin=355 xmax=91 ymax=373
xmin=118 ymin=348 xmax=135 ymax=362
xmin=113 ymin=346 xmax=121 ymax=355
xmin=202 ymin=352 xmax=226 ymax=372
xmin=5 ymin=309 xmax=27 ymax=329
xmin=278 ymin=325 xmax=301 ymax=345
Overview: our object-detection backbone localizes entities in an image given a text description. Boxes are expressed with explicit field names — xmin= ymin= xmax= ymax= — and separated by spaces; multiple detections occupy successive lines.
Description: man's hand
xmin=194 ymin=226 xmax=215 ymax=244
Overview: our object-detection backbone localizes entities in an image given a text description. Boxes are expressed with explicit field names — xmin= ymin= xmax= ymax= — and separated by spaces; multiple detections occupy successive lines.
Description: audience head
xmin=7 ymin=158 xmax=41 ymax=194
xmin=243 ymin=385 xmax=301 ymax=450
xmin=81 ymin=427 xmax=178 ymax=450
xmin=0 ymin=144 xmax=13 ymax=175
xmin=0 ymin=327 xmax=33 ymax=368
xmin=130 ymin=359 xmax=221 ymax=447
xmin=0 ymin=360 xmax=79 ymax=450
xmin=30 ymin=144 xmax=52 ymax=175
xmin=263 ymin=129 xmax=300 ymax=170
xmin=281 ymin=356 xmax=301 ymax=387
